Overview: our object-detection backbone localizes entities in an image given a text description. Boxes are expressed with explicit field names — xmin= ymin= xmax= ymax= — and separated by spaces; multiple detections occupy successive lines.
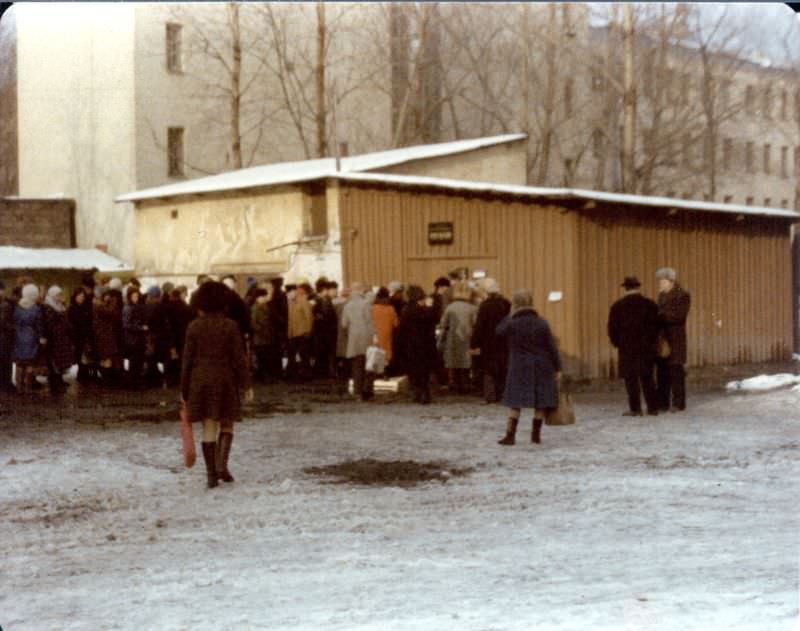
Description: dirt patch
xmin=304 ymin=458 xmax=474 ymax=487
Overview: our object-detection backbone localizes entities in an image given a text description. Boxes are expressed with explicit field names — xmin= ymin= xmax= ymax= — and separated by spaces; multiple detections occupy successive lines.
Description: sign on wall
xmin=428 ymin=221 xmax=454 ymax=245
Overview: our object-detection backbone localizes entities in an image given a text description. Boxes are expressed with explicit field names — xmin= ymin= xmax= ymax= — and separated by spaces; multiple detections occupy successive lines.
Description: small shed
xmin=0 ymin=246 xmax=134 ymax=296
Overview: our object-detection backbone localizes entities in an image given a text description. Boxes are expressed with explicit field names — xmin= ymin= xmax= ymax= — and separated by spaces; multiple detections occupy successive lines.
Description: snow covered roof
xmin=0 ymin=247 xmax=133 ymax=273
xmin=115 ymin=134 xmax=527 ymax=203
xmin=333 ymin=172 xmax=800 ymax=220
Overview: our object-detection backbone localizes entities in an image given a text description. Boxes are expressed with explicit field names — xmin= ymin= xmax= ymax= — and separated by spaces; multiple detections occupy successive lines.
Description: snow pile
xmin=725 ymin=373 xmax=800 ymax=392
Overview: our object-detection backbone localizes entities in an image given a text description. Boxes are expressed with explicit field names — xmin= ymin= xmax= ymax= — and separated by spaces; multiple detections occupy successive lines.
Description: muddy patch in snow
xmin=303 ymin=458 xmax=474 ymax=487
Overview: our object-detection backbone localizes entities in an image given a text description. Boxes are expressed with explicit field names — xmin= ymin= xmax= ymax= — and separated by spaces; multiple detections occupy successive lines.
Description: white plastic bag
xmin=365 ymin=345 xmax=387 ymax=374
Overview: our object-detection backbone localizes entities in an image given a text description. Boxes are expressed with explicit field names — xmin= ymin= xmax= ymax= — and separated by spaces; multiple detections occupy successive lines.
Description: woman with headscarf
xmin=181 ymin=281 xmax=253 ymax=488
xmin=122 ymin=286 xmax=149 ymax=389
xmin=438 ymin=281 xmax=478 ymax=394
xmin=371 ymin=287 xmax=399 ymax=377
xmin=92 ymin=286 xmax=123 ymax=386
xmin=12 ymin=284 xmax=45 ymax=394
xmin=41 ymin=286 xmax=75 ymax=392
xmin=495 ymin=289 xmax=562 ymax=446
xmin=67 ymin=287 xmax=94 ymax=383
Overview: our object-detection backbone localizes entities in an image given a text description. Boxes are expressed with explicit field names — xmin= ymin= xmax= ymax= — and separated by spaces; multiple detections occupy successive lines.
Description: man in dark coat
xmin=607 ymin=276 xmax=660 ymax=417
xmin=399 ymin=285 xmax=438 ymax=404
xmin=312 ymin=281 xmax=338 ymax=379
xmin=430 ymin=276 xmax=451 ymax=386
xmin=267 ymin=277 xmax=289 ymax=380
xmin=470 ymin=279 xmax=511 ymax=403
xmin=655 ymin=267 xmax=692 ymax=412
xmin=0 ymin=281 xmax=16 ymax=393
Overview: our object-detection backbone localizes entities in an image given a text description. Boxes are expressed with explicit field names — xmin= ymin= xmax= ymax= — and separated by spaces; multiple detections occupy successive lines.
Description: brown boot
xmin=498 ymin=418 xmax=518 ymax=445
xmin=216 ymin=432 xmax=235 ymax=483
xmin=202 ymin=442 xmax=218 ymax=488
xmin=532 ymin=418 xmax=543 ymax=444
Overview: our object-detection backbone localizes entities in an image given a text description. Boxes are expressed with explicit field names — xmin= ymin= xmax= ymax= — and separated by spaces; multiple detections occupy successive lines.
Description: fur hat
xmin=147 ymin=285 xmax=162 ymax=299
xmin=406 ymin=285 xmax=426 ymax=303
xmin=655 ymin=267 xmax=677 ymax=281
xmin=622 ymin=276 xmax=641 ymax=289
xmin=387 ymin=281 xmax=404 ymax=294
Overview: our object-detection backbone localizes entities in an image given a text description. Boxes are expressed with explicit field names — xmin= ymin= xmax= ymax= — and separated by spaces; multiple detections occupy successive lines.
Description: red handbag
xmin=180 ymin=402 xmax=196 ymax=468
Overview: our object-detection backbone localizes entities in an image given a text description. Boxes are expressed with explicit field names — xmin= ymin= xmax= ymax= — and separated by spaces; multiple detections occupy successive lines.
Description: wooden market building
xmin=118 ymin=134 xmax=798 ymax=379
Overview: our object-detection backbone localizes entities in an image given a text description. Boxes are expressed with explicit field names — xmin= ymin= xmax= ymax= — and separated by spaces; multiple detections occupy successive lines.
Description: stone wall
xmin=0 ymin=198 xmax=76 ymax=247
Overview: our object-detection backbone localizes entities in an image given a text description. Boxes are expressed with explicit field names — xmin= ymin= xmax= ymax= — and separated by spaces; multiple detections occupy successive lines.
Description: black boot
xmin=532 ymin=418 xmax=543 ymax=444
xmin=216 ymin=432 xmax=235 ymax=483
xmin=498 ymin=418 xmax=518 ymax=445
xmin=202 ymin=442 xmax=218 ymax=488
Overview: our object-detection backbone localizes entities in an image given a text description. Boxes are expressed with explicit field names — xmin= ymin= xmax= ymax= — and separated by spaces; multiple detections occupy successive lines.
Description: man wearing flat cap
xmin=608 ymin=276 xmax=661 ymax=416
xmin=655 ymin=267 xmax=691 ymax=412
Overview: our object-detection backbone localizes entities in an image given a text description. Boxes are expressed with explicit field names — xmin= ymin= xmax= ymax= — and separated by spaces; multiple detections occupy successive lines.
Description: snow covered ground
xmin=1 ymin=383 xmax=798 ymax=631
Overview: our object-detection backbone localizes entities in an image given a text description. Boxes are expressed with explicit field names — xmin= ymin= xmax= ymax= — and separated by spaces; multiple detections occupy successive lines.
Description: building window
xmin=781 ymin=146 xmax=788 ymax=178
xmin=762 ymin=84 xmax=772 ymax=119
xmin=722 ymin=138 xmax=732 ymax=171
xmin=795 ymin=89 xmax=800 ymax=122
xmin=745 ymin=142 xmax=754 ymax=173
xmin=781 ymin=199 xmax=789 ymax=209
xmin=723 ymin=195 xmax=733 ymax=204
xmin=592 ymin=129 xmax=603 ymax=158
xmin=681 ymin=192 xmax=691 ymax=200
xmin=763 ymin=144 xmax=771 ymax=174
xmin=745 ymin=196 xmax=754 ymax=206
xmin=303 ymin=183 xmax=328 ymax=237
xmin=781 ymin=90 xmax=788 ymax=120
xmin=796 ymin=146 xmax=800 ymax=176
xmin=564 ymin=78 xmax=574 ymax=116
xmin=167 ymin=127 xmax=185 ymax=177
xmin=764 ymin=197 xmax=771 ymax=207
xmin=682 ymin=133 xmax=691 ymax=167
xmin=166 ymin=23 xmax=183 ymax=74
xmin=745 ymin=85 xmax=755 ymax=116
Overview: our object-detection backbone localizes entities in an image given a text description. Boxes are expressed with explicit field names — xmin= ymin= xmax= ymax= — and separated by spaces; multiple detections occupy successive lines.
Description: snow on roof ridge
xmin=334 ymin=172 xmax=800 ymax=219
xmin=0 ymin=246 xmax=133 ymax=272
xmin=115 ymin=133 xmax=527 ymax=203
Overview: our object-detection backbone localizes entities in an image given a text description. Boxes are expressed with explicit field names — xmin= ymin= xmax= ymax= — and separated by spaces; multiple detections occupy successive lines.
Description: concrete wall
xmin=373 ymin=139 xmax=528 ymax=186
xmin=15 ymin=3 xmax=138 ymax=261
xmin=0 ymin=7 xmax=18 ymax=196
xmin=0 ymin=199 xmax=75 ymax=247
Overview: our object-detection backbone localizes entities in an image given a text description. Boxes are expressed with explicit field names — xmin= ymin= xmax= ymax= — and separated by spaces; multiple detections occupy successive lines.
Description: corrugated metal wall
xmin=339 ymin=184 xmax=582 ymax=370
xmin=576 ymin=207 xmax=794 ymax=377
xmin=339 ymin=183 xmax=794 ymax=378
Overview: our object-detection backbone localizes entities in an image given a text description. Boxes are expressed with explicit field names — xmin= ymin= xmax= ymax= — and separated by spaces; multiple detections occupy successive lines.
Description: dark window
xmin=166 ymin=23 xmax=183 ymax=74
xmin=763 ymin=144 xmax=771 ymax=174
xmin=745 ymin=142 xmax=754 ymax=173
xmin=167 ymin=127 xmax=184 ymax=177
xmin=723 ymin=195 xmax=733 ymax=204
xmin=592 ymin=129 xmax=603 ymax=158
xmin=781 ymin=146 xmax=788 ymax=179
xmin=746 ymin=196 xmax=754 ymax=206
xmin=763 ymin=84 xmax=772 ymax=119
xmin=564 ymin=79 xmax=574 ymax=116
xmin=781 ymin=199 xmax=789 ymax=209
xmin=745 ymin=85 xmax=755 ymax=116
xmin=781 ymin=90 xmax=788 ymax=120
xmin=764 ymin=197 xmax=771 ymax=207
xmin=304 ymin=183 xmax=328 ymax=237
xmin=722 ymin=138 xmax=732 ymax=171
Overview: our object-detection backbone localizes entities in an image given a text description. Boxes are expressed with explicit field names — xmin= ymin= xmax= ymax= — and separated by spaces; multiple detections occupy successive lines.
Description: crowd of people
xmin=0 ymin=271 xmax=515 ymax=403
xmin=0 ymin=266 xmax=691 ymax=487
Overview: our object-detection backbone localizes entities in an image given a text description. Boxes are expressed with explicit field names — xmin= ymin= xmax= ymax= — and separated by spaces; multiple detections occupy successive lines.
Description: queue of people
xmin=1 ymin=266 xmax=692 ymax=487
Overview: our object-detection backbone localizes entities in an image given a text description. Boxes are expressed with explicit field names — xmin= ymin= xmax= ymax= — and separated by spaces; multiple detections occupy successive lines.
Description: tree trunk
xmin=316 ymin=2 xmax=327 ymax=158
xmin=228 ymin=2 xmax=242 ymax=170
xmin=622 ymin=3 xmax=636 ymax=192
xmin=536 ymin=4 xmax=557 ymax=185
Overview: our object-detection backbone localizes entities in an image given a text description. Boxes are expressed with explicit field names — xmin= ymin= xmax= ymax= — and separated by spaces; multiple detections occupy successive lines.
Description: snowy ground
xmin=1 ymin=379 xmax=798 ymax=631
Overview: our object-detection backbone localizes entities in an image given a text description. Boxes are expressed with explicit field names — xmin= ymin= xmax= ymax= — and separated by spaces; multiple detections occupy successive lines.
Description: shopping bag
xmin=545 ymin=389 xmax=576 ymax=426
xmin=365 ymin=345 xmax=387 ymax=374
xmin=180 ymin=402 xmax=196 ymax=468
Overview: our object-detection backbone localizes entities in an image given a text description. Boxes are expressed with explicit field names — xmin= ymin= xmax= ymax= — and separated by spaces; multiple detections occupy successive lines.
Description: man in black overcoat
xmin=608 ymin=276 xmax=660 ymax=416
xmin=0 ymin=281 xmax=16 ymax=393
xmin=470 ymin=279 xmax=511 ymax=403
xmin=655 ymin=267 xmax=692 ymax=412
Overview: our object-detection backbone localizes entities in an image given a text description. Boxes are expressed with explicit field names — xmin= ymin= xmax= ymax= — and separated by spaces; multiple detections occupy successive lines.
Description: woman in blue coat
xmin=495 ymin=289 xmax=561 ymax=446
xmin=13 ymin=283 xmax=44 ymax=394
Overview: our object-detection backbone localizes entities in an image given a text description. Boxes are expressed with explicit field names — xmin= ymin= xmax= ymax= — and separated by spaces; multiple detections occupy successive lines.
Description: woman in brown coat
xmin=181 ymin=281 xmax=253 ymax=488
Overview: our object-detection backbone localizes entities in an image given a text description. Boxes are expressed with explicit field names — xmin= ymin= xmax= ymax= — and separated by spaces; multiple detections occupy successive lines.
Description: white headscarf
xmin=45 ymin=286 xmax=66 ymax=313
xmin=18 ymin=283 xmax=39 ymax=309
